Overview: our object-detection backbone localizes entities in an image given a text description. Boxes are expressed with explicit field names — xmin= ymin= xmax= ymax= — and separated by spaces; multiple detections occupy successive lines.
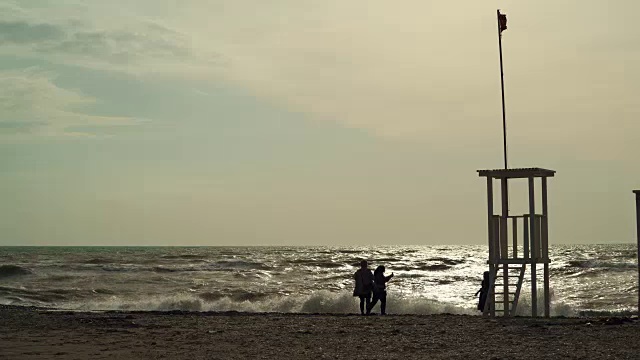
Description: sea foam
xmin=70 ymin=291 xmax=477 ymax=314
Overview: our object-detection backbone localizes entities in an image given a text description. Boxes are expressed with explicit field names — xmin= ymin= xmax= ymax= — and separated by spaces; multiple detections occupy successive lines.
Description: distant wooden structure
xmin=634 ymin=190 xmax=640 ymax=316
xmin=478 ymin=167 xmax=555 ymax=317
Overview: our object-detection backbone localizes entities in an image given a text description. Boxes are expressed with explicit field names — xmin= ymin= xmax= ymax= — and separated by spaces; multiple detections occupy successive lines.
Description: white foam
xmin=512 ymin=289 xmax=577 ymax=317
xmin=70 ymin=290 xmax=478 ymax=315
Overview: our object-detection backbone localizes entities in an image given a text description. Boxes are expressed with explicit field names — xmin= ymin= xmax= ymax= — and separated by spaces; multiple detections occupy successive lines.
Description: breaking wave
xmin=566 ymin=260 xmax=637 ymax=269
xmin=84 ymin=258 xmax=113 ymax=265
xmin=70 ymin=291 xmax=478 ymax=315
xmin=45 ymin=291 xmax=591 ymax=318
xmin=289 ymin=259 xmax=347 ymax=268
xmin=394 ymin=264 xmax=453 ymax=271
xmin=0 ymin=265 xmax=32 ymax=278
xmin=210 ymin=260 xmax=272 ymax=271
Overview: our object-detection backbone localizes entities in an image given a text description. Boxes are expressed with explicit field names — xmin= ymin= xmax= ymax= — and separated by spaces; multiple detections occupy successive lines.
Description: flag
xmin=499 ymin=13 xmax=507 ymax=33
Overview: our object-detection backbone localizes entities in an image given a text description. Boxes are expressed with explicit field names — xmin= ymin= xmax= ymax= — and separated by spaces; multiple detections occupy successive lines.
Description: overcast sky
xmin=1 ymin=0 xmax=638 ymax=246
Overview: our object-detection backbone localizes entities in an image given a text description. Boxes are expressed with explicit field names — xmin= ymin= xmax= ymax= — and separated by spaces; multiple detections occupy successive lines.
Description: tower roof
xmin=477 ymin=167 xmax=556 ymax=179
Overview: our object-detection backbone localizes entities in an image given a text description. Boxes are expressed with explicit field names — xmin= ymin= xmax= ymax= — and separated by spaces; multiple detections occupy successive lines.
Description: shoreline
xmin=2 ymin=303 xmax=636 ymax=318
xmin=2 ymin=305 xmax=639 ymax=359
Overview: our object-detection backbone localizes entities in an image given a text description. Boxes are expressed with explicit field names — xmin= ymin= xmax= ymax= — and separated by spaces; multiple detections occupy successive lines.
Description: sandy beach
xmin=1 ymin=305 xmax=639 ymax=359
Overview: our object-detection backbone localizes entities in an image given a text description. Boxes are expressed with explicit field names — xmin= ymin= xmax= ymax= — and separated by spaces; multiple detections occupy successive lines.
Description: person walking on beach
xmin=367 ymin=265 xmax=394 ymax=315
xmin=353 ymin=260 xmax=374 ymax=315
xmin=475 ymin=271 xmax=490 ymax=312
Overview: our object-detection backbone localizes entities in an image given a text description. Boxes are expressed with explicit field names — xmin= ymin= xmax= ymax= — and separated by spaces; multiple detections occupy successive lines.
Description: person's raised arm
xmin=385 ymin=273 xmax=394 ymax=282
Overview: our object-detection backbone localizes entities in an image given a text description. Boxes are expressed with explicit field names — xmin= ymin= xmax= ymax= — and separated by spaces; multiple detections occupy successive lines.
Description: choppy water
xmin=0 ymin=245 xmax=637 ymax=316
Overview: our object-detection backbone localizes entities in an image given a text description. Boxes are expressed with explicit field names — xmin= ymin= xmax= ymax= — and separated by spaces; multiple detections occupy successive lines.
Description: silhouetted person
xmin=367 ymin=265 xmax=393 ymax=315
xmin=475 ymin=271 xmax=490 ymax=312
xmin=353 ymin=260 xmax=373 ymax=315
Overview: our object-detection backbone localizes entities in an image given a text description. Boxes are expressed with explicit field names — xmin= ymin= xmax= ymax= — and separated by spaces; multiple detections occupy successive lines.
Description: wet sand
xmin=1 ymin=305 xmax=639 ymax=359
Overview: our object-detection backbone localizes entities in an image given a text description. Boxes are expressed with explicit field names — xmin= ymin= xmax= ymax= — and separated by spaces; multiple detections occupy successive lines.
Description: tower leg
xmin=485 ymin=176 xmax=495 ymax=317
xmin=542 ymin=177 xmax=550 ymax=318
xmin=544 ymin=263 xmax=550 ymax=317
xmin=486 ymin=177 xmax=494 ymax=262
xmin=501 ymin=179 xmax=509 ymax=315
xmin=634 ymin=191 xmax=640 ymax=316
xmin=528 ymin=177 xmax=537 ymax=317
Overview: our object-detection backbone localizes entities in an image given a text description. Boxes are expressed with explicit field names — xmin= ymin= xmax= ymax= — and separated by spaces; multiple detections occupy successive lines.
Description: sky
xmin=0 ymin=0 xmax=638 ymax=246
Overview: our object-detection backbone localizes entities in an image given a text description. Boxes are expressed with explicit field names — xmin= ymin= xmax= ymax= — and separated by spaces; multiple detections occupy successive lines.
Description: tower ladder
xmin=483 ymin=263 xmax=526 ymax=316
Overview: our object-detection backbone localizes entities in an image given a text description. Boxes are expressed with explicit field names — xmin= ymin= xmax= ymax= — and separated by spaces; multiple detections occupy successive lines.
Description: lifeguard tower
xmin=478 ymin=167 xmax=555 ymax=317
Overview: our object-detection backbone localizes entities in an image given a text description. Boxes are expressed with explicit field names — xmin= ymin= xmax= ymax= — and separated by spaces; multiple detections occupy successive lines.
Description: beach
xmin=1 ymin=305 xmax=638 ymax=359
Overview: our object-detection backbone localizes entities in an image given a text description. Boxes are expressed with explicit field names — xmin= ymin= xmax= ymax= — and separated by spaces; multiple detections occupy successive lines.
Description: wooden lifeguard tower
xmin=478 ymin=167 xmax=555 ymax=317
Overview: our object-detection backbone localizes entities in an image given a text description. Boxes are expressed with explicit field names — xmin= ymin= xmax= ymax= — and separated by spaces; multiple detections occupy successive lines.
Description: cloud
xmin=1 ymin=0 xmax=639 ymax=154
xmin=173 ymin=0 xmax=640 ymax=157
xmin=0 ymin=121 xmax=47 ymax=134
xmin=192 ymin=1 xmax=504 ymax=140
xmin=35 ymin=25 xmax=197 ymax=67
xmin=0 ymin=68 xmax=135 ymax=136
xmin=0 ymin=21 xmax=64 ymax=44
xmin=0 ymin=2 xmax=219 ymax=74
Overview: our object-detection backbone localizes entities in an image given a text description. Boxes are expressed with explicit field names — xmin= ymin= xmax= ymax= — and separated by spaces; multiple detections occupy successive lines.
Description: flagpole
xmin=497 ymin=9 xmax=508 ymax=170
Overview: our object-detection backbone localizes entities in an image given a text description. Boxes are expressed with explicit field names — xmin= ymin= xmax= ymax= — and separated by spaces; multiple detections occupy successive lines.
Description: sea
xmin=0 ymin=245 xmax=637 ymax=316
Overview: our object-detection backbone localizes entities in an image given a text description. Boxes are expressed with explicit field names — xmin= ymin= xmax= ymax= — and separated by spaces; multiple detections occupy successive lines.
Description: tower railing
xmin=489 ymin=214 xmax=549 ymax=263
